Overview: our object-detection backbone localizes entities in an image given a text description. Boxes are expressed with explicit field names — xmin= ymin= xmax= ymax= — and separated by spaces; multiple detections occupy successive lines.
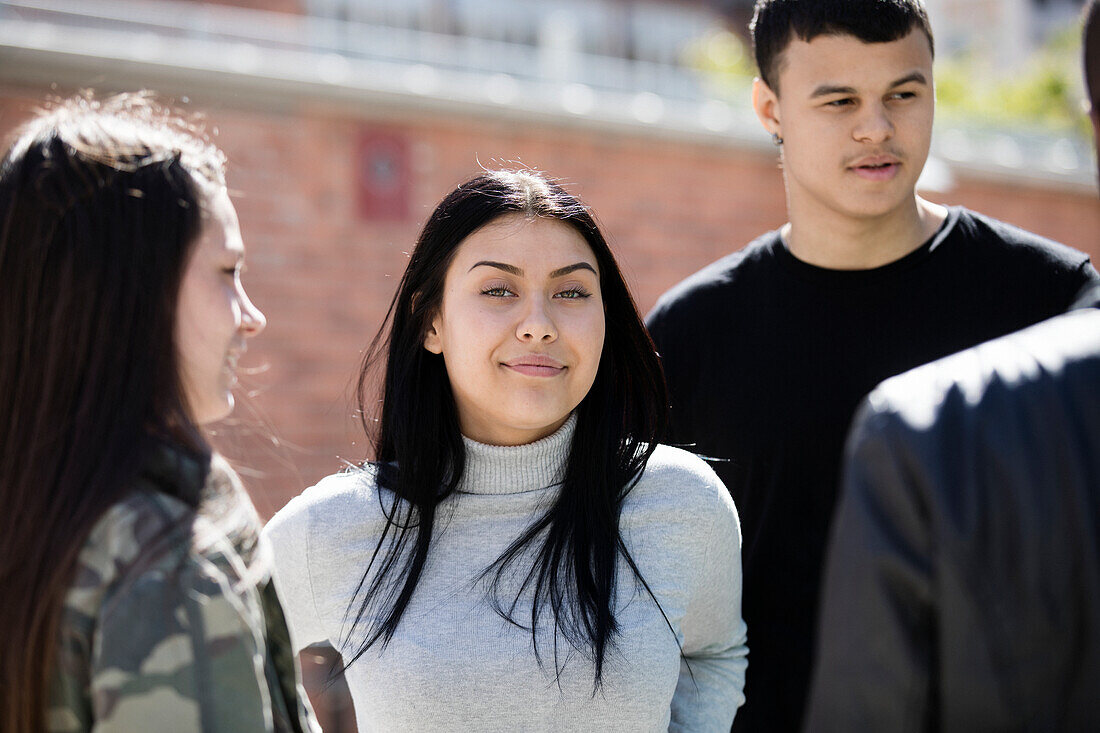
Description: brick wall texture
xmin=2 ymin=86 xmax=1097 ymax=512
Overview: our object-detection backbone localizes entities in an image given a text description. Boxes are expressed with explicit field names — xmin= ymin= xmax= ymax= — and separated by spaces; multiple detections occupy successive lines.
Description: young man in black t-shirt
xmin=644 ymin=2 xmax=1099 ymax=731
xmin=802 ymin=4 xmax=1100 ymax=729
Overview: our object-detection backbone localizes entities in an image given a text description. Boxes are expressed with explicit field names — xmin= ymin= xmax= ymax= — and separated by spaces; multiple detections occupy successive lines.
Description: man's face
xmin=753 ymin=29 xmax=935 ymax=224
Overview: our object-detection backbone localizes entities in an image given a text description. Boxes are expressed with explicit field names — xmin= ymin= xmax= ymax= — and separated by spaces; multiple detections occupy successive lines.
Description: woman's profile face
xmin=176 ymin=187 xmax=266 ymax=425
xmin=424 ymin=213 xmax=605 ymax=446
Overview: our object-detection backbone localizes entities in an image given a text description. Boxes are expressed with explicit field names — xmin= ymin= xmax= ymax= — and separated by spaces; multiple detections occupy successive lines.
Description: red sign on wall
xmin=357 ymin=130 xmax=410 ymax=221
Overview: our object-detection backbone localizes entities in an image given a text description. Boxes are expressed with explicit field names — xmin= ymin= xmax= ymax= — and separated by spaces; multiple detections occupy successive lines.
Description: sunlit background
xmin=1 ymin=0 xmax=1095 ymax=727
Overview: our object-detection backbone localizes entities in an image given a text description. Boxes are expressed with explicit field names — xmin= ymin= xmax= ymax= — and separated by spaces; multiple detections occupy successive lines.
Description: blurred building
xmin=0 ymin=1 xmax=1096 ymax=729
xmin=306 ymin=0 xmax=721 ymax=64
xmin=927 ymin=0 xmax=1086 ymax=67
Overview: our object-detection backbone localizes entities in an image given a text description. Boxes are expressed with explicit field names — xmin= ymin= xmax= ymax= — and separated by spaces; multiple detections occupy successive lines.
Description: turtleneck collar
xmin=456 ymin=413 xmax=576 ymax=495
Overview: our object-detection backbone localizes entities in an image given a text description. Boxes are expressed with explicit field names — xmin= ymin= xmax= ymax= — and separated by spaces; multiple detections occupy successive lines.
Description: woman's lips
xmin=503 ymin=355 xmax=566 ymax=377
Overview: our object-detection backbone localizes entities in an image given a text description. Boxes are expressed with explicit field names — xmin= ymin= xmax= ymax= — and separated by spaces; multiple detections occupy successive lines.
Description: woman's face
xmin=424 ymin=214 xmax=605 ymax=446
xmin=176 ymin=186 xmax=266 ymax=425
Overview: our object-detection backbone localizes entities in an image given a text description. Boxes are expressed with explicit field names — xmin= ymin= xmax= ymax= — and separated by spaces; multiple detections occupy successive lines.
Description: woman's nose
xmin=516 ymin=298 xmax=557 ymax=342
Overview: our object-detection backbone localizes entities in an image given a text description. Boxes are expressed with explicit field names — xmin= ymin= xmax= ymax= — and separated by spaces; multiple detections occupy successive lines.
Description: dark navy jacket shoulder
xmin=807 ymin=305 xmax=1100 ymax=732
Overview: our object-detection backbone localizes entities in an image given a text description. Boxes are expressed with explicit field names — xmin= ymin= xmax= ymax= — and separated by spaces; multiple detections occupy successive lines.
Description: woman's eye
xmin=556 ymin=287 xmax=591 ymax=300
xmin=481 ymin=286 xmax=514 ymax=297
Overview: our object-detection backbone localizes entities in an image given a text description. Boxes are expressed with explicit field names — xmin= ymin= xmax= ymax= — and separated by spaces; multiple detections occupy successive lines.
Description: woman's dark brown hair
xmin=0 ymin=92 xmax=226 ymax=731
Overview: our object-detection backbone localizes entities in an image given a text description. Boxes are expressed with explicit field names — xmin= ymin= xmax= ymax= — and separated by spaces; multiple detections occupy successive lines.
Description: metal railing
xmin=0 ymin=0 xmax=1093 ymax=189
xmin=0 ymin=0 xmax=709 ymax=100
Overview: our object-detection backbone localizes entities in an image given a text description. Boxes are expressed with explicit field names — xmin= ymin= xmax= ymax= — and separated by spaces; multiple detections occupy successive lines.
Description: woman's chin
xmin=194 ymin=393 xmax=235 ymax=426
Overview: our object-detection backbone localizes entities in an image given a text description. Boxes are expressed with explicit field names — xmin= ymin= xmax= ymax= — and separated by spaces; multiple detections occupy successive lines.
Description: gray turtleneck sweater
xmin=264 ymin=415 xmax=747 ymax=732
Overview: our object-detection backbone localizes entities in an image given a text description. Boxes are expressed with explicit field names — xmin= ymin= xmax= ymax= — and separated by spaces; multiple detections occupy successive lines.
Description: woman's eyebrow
xmin=469 ymin=260 xmax=523 ymax=275
xmin=549 ymin=262 xmax=598 ymax=278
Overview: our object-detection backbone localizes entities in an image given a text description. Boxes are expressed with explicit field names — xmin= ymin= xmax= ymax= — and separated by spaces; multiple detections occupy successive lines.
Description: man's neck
xmin=783 ymin=196 xmax=948 ymax=270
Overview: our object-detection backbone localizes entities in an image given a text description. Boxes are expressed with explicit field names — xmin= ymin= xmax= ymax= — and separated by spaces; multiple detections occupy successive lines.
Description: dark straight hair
xmin=346 ymin=170 xmax=669 ymax=687
xmin=0 ymin=93 xmax=226 ymax=732
xmin=751 ymin=0 xmax=935 ymax=92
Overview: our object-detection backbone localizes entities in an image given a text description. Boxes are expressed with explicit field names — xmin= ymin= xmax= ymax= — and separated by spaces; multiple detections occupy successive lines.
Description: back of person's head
xmin=0 ymin=92 xmax=227 ymax=732
xmin=751 ymin=0 xmax=934 ymax=92
xmin=1085 ymin=1 xmax=1100 ymax=140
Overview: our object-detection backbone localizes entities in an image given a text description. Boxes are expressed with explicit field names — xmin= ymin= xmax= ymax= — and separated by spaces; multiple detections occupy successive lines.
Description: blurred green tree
xmin=935 ymin=26 xmax=1090 ymax=139
xmin=685 ymin=23 xmax=1091 ymax=142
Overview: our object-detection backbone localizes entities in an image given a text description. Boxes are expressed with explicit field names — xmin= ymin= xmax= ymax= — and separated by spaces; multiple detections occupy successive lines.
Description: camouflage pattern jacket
xmin=47 ymin=443 xmax=319 ymax=732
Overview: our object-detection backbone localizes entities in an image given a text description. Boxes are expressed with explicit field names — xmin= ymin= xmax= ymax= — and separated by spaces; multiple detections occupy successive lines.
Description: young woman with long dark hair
xmin=265 ymin=170 xmax=747 ymax=730
xmin=0 ymin=93 xmax=318 ymax=732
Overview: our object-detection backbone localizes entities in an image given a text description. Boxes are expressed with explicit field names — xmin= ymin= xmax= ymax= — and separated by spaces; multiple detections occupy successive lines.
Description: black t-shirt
xmin=644 ymin=207 xmax=1099 ymax=733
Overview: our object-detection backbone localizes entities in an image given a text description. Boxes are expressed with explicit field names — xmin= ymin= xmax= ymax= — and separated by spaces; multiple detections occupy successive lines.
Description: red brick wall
xmin=212 ymin=105 xmax=796 ymax=515
xmin=2 ymin=84 xmax=1096 ymax=515
xmin=929 ymin=176 xmax=1100 ymax=253
xmin=214 ymin=106 xmax=1100 ymax=519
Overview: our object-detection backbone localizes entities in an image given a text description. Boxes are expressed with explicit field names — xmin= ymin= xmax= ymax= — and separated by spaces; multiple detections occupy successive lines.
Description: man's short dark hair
xmin=1085 ymin=0 xmax=1100 ymax=111
xmin=751 ymin=0 xmax=935 ymax=92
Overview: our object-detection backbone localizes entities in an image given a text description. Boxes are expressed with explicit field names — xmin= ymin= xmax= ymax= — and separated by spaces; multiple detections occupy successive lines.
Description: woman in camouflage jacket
xmin=0 ymin=93 xmax=319 ymax=733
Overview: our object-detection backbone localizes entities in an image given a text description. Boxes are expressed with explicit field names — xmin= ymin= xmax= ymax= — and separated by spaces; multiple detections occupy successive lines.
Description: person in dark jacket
xmin=805 ymin=5 xmax=1100 ymax=728
xmin=805 ymin=297 xmax=1100 ymax=731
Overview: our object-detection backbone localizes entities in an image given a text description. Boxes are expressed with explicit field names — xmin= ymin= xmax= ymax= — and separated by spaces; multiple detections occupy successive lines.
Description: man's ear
xmin=752 ymin=77 xmax=782 ymax=139
xmin=423 ymin=316 xmax=443 ymax=354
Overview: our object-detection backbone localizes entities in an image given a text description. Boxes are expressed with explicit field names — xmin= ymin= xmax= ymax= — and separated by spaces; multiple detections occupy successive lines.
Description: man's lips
xmin=848 ymin=156 xmax=901 ymax=181
xmin=502 ymin=354 xmax=566 ymax=377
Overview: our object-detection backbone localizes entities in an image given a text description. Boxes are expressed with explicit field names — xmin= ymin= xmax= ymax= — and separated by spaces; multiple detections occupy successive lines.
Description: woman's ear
xmin=423 ymin=316 xmax=443 ymax=354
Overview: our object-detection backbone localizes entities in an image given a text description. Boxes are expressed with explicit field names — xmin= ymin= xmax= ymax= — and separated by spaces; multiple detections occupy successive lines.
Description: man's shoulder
xmin=647 ymin=230 xmax=782 ymax=325
xmin=848 ymin=309 xmax=1100 ymax=579
xmin=867 ymin=308 xmax=1100 ymax=438
xmin=950 ymin=208 xmax=1091 ymax=269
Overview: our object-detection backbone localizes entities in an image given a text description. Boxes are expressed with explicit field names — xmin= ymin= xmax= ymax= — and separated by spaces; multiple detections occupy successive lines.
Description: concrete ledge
xmin=0 ymin=0 xmax=1094 ymax=193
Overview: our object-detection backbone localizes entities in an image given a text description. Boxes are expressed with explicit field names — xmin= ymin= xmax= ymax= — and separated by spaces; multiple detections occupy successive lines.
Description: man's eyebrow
xmin=811 ymin=84 xmax=858 ymax=98
xmin=889 ymin=71 xmax=928 ymax=88
xmin=810 ymin=72 xmax=928 ymax=98
xmin=549 ymin=262 xmax=598 ymax=278
xmin=468 ymin=260 xmax=523 ymax=275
